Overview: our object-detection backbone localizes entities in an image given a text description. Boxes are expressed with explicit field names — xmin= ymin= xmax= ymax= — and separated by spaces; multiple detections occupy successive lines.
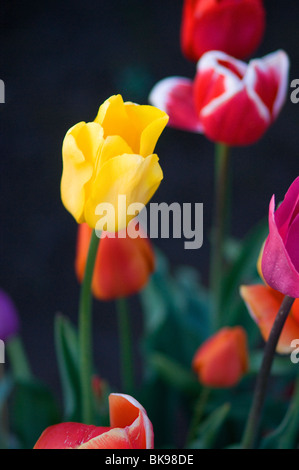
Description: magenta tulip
xmin=261 ymin=176 xmax=299 ymax=299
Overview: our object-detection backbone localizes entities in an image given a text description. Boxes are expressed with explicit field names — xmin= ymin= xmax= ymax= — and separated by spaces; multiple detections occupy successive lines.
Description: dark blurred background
xmin=0 ymin=0 xmax=298 ymax=403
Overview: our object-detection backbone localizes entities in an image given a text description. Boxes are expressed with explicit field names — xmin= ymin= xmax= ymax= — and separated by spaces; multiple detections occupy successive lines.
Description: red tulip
xmin=181 ymin=0 xmax=266 ymax=62
xmin=261 ymin=176 xmax=299 ymax=299
xmin=75 ymin=223 xmax=155 ymax=300
xmin=192 ymin=327 xmax=249 ymax=388
xmin=34 ymin=393 xmax=154 ymax=449
xmin=149 ymin=50 xmax=289 ymax=146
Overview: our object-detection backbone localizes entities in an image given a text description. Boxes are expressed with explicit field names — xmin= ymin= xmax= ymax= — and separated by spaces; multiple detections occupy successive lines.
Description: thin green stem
xmin=116 ymin=297 xmax=134 ymax=394
xmin=241 ymin=295 xmax=295 ymax=449
xmin=78 ymin=229 xmax=100 ymax=424
xmin=210 ymin=143 xmax=231 ymax=330
xmin=187 ymin=387 xmax=211 ymax=445
xmin=6 ymin=336 xmax=32 ymax=381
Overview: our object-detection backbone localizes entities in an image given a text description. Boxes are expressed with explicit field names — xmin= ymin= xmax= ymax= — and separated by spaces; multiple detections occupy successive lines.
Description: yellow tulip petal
xmin=96 ymin=135 xmax=134 ymax=172
xmin=125 ymin=104 xmax=169 ymax=157
xmin=94 ymin=95 xmax=140 ymax=153
xmin=74 ymin=122 xmax=104 ymax=164
xmin=84 ymin=153 xmax=163 ymax=230
xmin=61 ymin=125 xmax=94 ymax=223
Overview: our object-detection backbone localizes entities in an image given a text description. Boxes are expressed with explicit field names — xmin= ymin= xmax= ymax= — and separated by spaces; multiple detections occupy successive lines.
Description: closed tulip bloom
xmin=61 ymin=95 xmax=168 ymax=231
xmin=0 ymin=289 xmax=20 ymax=342
xmin=181 ymin=0 xmax=265 ymax=62
xmin=75 ymin=223 xmax=155 ymax=300
xmin=34 ymin=393 xmax=154 ymax=449
xmin=261 ymin=176 xmax=299 ymax=299
xmin=149 ymin=50 xmax=289 ymax=146
xmin=240 ymin=284 xmax=299 ymax=354
xmin=192 ymin=327 xmax=249 ymax=388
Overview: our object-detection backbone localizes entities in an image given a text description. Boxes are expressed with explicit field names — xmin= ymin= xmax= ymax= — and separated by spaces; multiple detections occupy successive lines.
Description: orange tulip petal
xmin=192 ymin=327 xmax=248 ymax=388
xmin=75 ymin=223 xmax=155 ymax=300
xmin=109 ymin=393 xmax=154 ymax=449
xmin=240 ymin=284 xmax=299 ymax=353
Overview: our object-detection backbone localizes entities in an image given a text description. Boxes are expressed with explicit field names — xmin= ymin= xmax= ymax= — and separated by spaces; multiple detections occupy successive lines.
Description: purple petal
xmin=0 ymin=290 xmax=20 ymax=341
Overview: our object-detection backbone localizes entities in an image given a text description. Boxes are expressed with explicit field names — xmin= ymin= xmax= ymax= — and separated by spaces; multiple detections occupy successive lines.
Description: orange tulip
xmin=240 ymin=284 xmax=299 ymax=354
xmin=192 ymin=327 xmax=249 ymax=387
xmin=75 ymin=223 xmax=155 ymax=300
xmin=34 ymin=393 xmax=154 ymax=449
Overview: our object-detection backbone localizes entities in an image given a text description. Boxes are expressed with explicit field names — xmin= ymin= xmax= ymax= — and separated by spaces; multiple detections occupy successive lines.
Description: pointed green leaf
xmin=187 ymin=403 xmax=231 ymax=449
xmin=54 ymin=314 xmax=81 ymax=421
xmin=260 ymin=378 xmax=299 ymax=449
xmin=148 ymin=352 xmax=201 ymax=396
xmin=10 ymin=378 xmax=61 ymax=449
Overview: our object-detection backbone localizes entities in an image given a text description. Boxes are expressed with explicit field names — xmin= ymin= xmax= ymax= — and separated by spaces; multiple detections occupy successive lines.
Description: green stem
xmin=6 ymin=336 xmax=32 ymax=381
xmin=78 ymin=229 xmax=100 ymax=424
xmin=116 ymin=297 xmax=134 ymax=394
xmin=187 ymin=387 xmax=210 ymax=444
xmin=210 ymin=143 xmax=231 ymax=330
xmin=241 ymin=295 xmax=295 ymax=449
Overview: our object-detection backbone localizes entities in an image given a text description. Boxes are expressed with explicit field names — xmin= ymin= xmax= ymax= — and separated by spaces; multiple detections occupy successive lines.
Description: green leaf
xmin=249 ymin=350 xmax=297 ymax=377
xmin=10 ymin=378 xmax=61 ymax=449
xmin=260 ymin=378 xmax=299 ymax=449
xmin=140 ymin=249 xmax=211 ymax=368
xmin=0 ymin=375 xmax=13 ymax=448
xmin=148 ymin=352 xmax=201 ymax=396
xmin=221 ymin=218 xmax=268 ymax=326
xmin=187 ymin=403 xmax=231 ymax=449
xmin=54 ymin=314 xmax=81 ymax=421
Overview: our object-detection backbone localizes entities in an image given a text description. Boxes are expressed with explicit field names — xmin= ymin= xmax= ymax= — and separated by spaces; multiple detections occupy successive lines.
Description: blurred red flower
xmin=181 ymin=0 xmax=265 ymax=62
xmin=75 ymin=223 xmax=155 ymax=300
xmin=192 ymin=327 xmax=249 ymax=388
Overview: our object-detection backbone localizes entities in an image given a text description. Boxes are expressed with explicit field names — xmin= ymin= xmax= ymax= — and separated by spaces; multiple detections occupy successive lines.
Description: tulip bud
xmin=181 ymin=0 xmax=266 ymax=62
xmin=261 ymin=176 xmax=299 ymax=299
xmin=192 ymin=327 xmax=249 ymax=387
xmin=75 ymin=223 xmax=155 ymax=301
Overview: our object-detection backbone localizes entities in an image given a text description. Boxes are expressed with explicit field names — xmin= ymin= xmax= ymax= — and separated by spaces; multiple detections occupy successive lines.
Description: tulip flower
xmin=240 ymin=284 xmax=299 ymax=354
xmin=192 ymin=327 xmax=249 ymax=388
xmin=75 ymin=222 xmax=155 ymax=300
xmin=34 ymin=393 xmax=154 ymax=449
xmin=261 ymin=176 xmax=299 ymax=299
xmin=181 ymin=0 xmax=266 ymax=62
xmin=0 ymin=289 xmax=20 ymax=342
xmin=61 ymin=94 xmax=168 ymax=231
xmin=149 ymin=50 xmax=289 ymax=146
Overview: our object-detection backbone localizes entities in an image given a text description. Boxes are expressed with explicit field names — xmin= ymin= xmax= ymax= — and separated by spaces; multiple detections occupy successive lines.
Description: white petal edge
xmin=110 ymin=393 xmax=154 ymax=449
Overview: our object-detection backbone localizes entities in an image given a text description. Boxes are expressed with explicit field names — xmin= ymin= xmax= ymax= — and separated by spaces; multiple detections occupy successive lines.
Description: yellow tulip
xmin=61 ymin=94 xmax=168 ymax=231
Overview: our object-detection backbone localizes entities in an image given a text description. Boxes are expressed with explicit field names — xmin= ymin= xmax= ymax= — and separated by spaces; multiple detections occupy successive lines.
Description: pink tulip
xmin=34 ymin=393 xmax=154 ymax=449
xmin=149 ymin=50 xmax=289 ymax=146
xmin=261 ymin=176 xmax=299 ymax=299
